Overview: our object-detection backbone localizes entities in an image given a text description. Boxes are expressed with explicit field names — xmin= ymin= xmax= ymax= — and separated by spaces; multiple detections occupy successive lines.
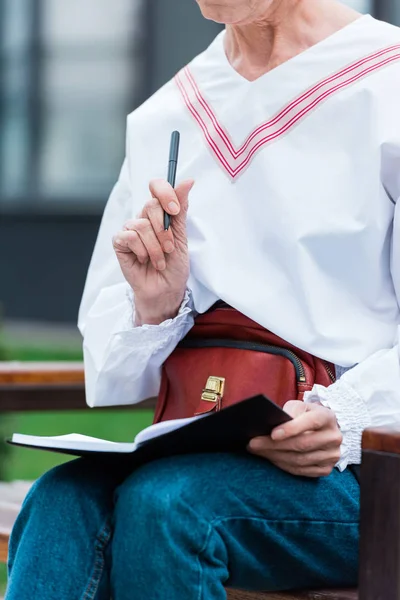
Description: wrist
xmin=134 ymin=291 xmax=185 ymax=326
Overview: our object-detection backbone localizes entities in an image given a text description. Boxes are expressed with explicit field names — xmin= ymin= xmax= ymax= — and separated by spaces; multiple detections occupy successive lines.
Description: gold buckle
xmin=201 ymin=376 xmax=225 ymax=403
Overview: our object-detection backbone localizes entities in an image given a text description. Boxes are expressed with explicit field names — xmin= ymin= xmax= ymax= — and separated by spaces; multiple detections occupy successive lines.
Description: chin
xmin=195 ymin=0 xmax=254 ymax=24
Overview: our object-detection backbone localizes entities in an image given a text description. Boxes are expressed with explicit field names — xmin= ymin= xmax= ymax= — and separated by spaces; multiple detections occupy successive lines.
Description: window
xmin=0 ymin=0 xmax=147 ymax=211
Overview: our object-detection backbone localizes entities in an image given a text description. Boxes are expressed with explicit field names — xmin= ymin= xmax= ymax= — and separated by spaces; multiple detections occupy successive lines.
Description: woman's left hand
xmin=247 ymin=401 xmax=343 ymax=478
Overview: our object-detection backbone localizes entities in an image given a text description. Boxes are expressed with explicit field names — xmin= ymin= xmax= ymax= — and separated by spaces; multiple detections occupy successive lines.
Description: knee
xmin=114 ymin=456 xmax=205 ymax=527
xmin=11 ymin=460 xmax=88 ymax=552
xmin=20 ymin=461 xmax=78 ymax=516
xmin=20 ymin=458 xmax=97 ymax=516
xmin=12 ymin=457 xmax=116 ymax=540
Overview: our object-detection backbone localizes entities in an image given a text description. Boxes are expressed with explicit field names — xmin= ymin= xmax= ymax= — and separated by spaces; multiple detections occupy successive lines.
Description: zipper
xmin=323 ymin=361 xmax=336 ymax=383
xmin=177 ymin=338 xmax=307 ymax=384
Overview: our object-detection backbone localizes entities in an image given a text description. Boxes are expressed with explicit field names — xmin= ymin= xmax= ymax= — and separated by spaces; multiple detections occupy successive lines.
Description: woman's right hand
xmin=112 ymin=178 xmax=194 ymax=326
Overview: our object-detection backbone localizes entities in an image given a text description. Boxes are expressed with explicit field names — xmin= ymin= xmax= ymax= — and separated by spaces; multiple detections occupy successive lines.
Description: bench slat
xmin=0 ymin=361 xmax=157 ymax=412
xmin=0 ymin=533 xmax=8 ymax=564
xmin=0 ymin=362 xmax=85 ymax=386
xmin=0 ymin=362 xmax=86 ymax=411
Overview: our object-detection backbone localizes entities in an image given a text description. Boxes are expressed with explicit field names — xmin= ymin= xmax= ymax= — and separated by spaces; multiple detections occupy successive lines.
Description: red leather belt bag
xmin=154 ymin=302 xmax=336 ymax=424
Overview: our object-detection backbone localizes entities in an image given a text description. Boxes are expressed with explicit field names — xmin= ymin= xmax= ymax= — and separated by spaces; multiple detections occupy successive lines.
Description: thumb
xmin=174 ymin=179 xmax=194 ymax=220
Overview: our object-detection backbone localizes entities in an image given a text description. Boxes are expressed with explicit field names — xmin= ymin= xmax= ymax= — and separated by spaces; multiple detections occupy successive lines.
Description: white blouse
xmin=78 ymin=15 xmax=400 ymax=471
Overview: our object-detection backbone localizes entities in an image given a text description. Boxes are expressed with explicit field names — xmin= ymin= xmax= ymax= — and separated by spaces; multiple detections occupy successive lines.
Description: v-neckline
xmin=175 ymin=13 xmax=400 ymax=180
xmin=216 ymin=13 xmax=372 ymax=87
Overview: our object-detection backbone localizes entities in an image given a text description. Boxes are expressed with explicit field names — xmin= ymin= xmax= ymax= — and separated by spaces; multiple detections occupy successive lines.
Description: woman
xmin=6 ymin=0 xmax=400 ymax=598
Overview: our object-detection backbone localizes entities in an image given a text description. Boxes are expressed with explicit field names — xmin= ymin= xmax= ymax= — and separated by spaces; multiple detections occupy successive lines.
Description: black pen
xmin=164 ymin=131 xmax=180 ymax=231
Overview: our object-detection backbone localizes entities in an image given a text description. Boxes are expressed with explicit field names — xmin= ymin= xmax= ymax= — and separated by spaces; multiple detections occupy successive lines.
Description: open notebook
xmin=8 ymin=394 xmax=292 ymax=465
xmin=11 ymin=415 xmax=203 ymax=454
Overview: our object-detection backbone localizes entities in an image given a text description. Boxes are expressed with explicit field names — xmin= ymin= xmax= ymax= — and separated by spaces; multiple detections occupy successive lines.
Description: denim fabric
xmin=6 ymin=452 xmax=360 ymax=599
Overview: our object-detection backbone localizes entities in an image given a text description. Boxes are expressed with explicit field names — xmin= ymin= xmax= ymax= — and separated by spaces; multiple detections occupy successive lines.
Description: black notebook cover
xmin=8 ymin=394 xmax=292 ymax=468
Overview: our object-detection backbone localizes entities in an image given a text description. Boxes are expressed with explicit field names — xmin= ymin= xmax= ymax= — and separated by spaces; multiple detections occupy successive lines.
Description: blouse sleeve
xmin=304 ymin=145 xmax=400 ymax=471
xmin=78 ymin=159 xmax=195 ymax=408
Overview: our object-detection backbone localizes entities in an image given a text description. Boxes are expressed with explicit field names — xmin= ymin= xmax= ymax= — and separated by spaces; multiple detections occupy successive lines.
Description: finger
xmin=266 ymin=449 xmax=341 ymax=469
xmin=145 ymin=198 xmax=175 ymax=253
xmin=148 ymin=179 xmax=181 ymax=216
xmin=250 ymin=429 xmax=342 ymax=454
xmin=247 ymin=443 xmax=337 ymax=477
xmin=113 ymin=230 xmax=148 ymax=264
xmin=130 ymin=219 xmax=167 ymax=271
xmin=126 ymin=200 xmax=175 ymax=254
xmin=271 ymin=405 xmax=335 ymax=441
xmin=288 ymin=464 xmax=335 ymax=478
xmin=259 ymin=452 xmax=336 ymax=478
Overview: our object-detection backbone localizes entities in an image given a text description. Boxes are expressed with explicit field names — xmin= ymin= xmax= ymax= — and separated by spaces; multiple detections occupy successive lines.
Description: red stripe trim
xmin=184 ymin=44 xmax=400 ymax=159
xmin=175 ymin=73 xmax=235 ymax=177
xmin=176 ymin=46 xmax=400 ymax=179
xmin=184 ymin=67 xmax=235 ymax=157
xmin=233 ymin=52 xmax=400 ymax=178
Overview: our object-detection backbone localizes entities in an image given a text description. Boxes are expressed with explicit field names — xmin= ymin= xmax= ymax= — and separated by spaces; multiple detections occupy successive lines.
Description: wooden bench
xmin=1 ymin=363 xmax=399 ymax=600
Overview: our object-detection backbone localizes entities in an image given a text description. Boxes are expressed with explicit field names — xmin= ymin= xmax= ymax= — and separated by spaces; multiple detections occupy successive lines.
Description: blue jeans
xmin=6 ymin=453 xmax=359 ymax=599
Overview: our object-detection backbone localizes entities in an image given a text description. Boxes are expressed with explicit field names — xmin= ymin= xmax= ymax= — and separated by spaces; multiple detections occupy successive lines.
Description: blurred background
xmin=0 ymin=0 xmax=399 ymax=591
xmin=0 ymin=0 xmax=223 ymax=326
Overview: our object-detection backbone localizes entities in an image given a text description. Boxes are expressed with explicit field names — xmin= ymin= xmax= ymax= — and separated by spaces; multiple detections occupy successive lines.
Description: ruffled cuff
xmin=304 ymin=379 xmax=371 ymax=471
xmin=111 ymin=286 xmax=194 ymax=345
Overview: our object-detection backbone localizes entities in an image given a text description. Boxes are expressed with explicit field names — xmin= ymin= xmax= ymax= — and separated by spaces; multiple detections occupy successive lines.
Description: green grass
xmin=3 ymin=409 xmax=153 ymax=481
xmin=0 ymin=340 xmax=83 ymax=362
xmin=0 ymin=564 xmax=5 ymax=594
